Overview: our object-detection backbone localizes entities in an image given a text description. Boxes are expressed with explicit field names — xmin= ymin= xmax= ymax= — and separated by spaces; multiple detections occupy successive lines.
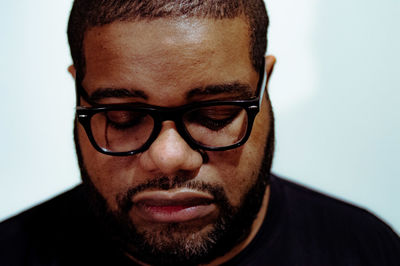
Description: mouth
xmin=132 ymin=189 xmax=217 ymax=223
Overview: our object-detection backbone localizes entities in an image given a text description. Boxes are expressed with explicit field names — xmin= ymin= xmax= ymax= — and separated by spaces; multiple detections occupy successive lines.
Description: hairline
xmin=67 ymin=1 xmax=269 ymax=84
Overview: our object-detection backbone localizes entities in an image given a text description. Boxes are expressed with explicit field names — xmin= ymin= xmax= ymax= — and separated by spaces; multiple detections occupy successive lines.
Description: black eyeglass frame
xmin=75 ymin=60 xmax=267 ymax=156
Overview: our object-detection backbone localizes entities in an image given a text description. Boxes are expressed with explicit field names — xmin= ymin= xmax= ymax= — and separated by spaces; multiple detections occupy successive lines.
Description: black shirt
xmin=1 ymin=175 xmax=399 ymax=266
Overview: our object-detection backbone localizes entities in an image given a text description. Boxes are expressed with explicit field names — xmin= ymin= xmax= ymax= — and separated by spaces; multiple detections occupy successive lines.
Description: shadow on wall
xmin=273 ymin=0 xmax=399 ymax=233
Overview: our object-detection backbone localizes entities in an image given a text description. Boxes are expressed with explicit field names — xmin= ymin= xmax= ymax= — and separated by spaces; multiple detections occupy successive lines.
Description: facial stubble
xmin=74 ymin=106 xmax=275 ymax=265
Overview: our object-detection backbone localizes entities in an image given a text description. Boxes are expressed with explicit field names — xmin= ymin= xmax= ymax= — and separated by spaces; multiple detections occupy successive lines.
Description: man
xmin=1 ymin=1 xmax=399 ymax=265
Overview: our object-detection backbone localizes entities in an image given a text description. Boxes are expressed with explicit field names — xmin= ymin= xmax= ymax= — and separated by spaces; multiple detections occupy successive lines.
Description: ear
xmin=68 ymin=65 xmax=76 ymax=79
xmin=264 ymin=55 xmax=276 ymax=86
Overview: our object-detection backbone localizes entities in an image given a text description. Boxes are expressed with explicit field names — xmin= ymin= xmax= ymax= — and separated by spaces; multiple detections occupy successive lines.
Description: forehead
xmin=82 ymin=17 xmax=257 ymax=104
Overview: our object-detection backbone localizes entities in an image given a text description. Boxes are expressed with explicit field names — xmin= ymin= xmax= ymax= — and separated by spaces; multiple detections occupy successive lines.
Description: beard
xmin=74 ymin=107 xmax=275 ymax=265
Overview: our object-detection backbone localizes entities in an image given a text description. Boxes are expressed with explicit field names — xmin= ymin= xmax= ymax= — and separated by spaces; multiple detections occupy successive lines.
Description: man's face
xmin=75 ymin=17 xmax=273 ymax=264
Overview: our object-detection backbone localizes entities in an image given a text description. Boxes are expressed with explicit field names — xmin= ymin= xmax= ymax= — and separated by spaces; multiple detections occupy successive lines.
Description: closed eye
xmin=184 ymin=106 xmax=243 ymax=131
xmin=105 ymin=111 xmax=147 ymax=130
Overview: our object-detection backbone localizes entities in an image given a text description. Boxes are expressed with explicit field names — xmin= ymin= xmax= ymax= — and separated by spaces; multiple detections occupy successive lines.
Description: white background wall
xmin=1 ymin=1 xmax=399 ymax=234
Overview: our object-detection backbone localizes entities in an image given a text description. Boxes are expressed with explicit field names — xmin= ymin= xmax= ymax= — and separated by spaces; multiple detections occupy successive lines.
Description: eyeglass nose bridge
xmin=145 ymin=108 xmax=199 ymax=152
xmin=144 ymin=109 xmax=211 ymax=163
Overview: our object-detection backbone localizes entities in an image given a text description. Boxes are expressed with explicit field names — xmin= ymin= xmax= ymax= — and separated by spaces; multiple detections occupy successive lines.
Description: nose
xmin=139 ymin=121 xmax=203 ymax=175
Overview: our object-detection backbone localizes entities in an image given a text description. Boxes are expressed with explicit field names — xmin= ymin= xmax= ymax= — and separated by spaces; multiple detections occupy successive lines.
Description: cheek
xmin=206 ymin=105 xmax=270 ymax=207
xmin=206 ymin=147 xmax=262 ymax=207
xmin=78 ymin=126 xmax=139 ymax=210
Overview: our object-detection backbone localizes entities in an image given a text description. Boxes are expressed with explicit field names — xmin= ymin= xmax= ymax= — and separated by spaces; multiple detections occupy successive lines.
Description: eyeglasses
xmin=75 ymin=64 xmax=267 ymax=156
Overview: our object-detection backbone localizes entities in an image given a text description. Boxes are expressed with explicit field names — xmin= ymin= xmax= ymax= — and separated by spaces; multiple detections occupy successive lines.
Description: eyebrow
xmin=85 ymin=82 xmax=254 ymax=103
xmin=186 ymin=82 xmax=254 ymax=100
xmin=88 ymin=88 xmax=148 ymax=102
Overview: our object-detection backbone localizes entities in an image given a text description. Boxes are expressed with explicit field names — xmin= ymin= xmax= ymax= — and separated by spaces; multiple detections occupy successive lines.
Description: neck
xmin=205 ymin=185 xmax=270 ymax=265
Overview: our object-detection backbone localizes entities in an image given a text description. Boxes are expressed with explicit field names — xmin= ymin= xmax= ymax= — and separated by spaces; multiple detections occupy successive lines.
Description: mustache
xmin=116 ymin=176 xmax=230 ymax=215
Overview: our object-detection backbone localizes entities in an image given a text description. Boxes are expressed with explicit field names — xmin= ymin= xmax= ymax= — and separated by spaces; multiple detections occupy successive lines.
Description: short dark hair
xmin=67 ymin=0 xmax=269 ymax=78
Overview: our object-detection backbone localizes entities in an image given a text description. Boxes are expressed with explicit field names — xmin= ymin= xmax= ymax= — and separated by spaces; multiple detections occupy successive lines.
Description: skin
xmin=69 ymin=17 xmax=275 ymax=265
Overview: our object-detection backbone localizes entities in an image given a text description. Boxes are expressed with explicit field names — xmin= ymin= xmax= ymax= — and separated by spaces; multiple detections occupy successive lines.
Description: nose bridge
xmin=157 ymin=121 xmax=187 ymax=149
xmin=154 ymin=108 xmax=191 ymax=147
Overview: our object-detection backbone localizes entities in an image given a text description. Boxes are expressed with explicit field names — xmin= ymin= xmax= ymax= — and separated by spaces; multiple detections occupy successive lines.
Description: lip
xmin=132 ymin=189 xmax=216 ymax=223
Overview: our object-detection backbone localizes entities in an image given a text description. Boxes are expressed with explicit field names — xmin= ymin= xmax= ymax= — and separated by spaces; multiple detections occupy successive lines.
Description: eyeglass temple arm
xmin=258 ymin=65 xmax=267 ymax=106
